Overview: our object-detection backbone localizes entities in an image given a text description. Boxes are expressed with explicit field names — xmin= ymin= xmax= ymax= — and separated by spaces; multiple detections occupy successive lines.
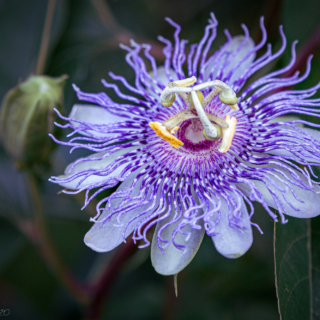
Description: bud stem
xmin=27 ymin=171 xmax=89 ymax=303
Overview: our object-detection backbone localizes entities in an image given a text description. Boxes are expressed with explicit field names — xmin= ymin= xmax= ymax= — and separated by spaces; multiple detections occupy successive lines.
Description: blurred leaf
xmin=311 ymin=216 xmax=320 ymax=319
xmin=274 ymin=216 xmax=320 ymax=319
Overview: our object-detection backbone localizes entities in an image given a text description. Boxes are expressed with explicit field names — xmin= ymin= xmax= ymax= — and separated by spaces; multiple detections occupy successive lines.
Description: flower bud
xmin=0 ymin=75 xmax=67 ymax=168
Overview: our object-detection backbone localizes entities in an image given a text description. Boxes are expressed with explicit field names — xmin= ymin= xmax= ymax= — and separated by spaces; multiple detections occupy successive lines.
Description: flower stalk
xmin=85 ymin=238 xmax=138 ymax=320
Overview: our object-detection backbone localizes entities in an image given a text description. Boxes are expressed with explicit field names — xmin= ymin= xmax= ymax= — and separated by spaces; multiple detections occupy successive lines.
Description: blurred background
xmin=0 ymin=0 xmax=320 ymax=319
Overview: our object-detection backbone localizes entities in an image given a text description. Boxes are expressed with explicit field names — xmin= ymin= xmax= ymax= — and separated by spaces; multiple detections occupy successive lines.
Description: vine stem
xmin=27 ymin=171 xmax=90 ymax=304
xmin=284 ymin=19 xmax=320 ymax=78
xmin=85 ymin=238 xmax=138 ymax=320
xmin=268 ymin=19 xmax=320 ymax=96
xmin=36 ymin=0 xmax=56 ymax=75
xmin=91 ymin=0 xmax=165 ymax=59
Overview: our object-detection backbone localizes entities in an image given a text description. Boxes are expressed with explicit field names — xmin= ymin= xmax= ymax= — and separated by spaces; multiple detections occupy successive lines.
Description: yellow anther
xmin=188 ymin=91 xmax=204 ymax=109
xmin=228 ymin=103 xmax=239 ymax=111
xmin=218 ymin=115 xmax=237 ymax=153
xmin=149 ymin=121 xmax=183 ymax=149
xmin=162 ymin=76 xmax=197 ymax=96
xmin=170 ymin=126 xmax=180 ymax=134
xmin=173 ymin=76 xmax=197 ymax=87
xmin=161 ymin=77 xmax=197 ymax=107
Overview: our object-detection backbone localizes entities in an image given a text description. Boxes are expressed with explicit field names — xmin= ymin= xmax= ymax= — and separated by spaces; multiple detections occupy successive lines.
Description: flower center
xmin=185 ymin=118 xmax=206 ymax=143
xmin=149 ymin=77 xmax=238 ymax=153
xmin=177 ymin=119 xmax=217 ymax=152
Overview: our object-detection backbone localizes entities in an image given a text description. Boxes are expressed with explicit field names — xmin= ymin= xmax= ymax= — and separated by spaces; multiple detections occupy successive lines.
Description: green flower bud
xmin=0 ymin=75 xmax=67 ymax=168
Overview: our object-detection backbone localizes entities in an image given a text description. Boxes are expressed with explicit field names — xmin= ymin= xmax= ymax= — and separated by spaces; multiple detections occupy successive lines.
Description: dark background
xmin=0 ymin=0 xmax=320 ymax=319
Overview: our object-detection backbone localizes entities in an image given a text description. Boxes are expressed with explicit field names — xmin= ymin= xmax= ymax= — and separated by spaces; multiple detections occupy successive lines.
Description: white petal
xmin=227 ymin=36 xmax=256 ymax=85
xmin=211 ymin=194 xmax=253 ymax=259
xmin=154 ymin=66 xmax=178 ymax=86
xmin=69 ymin=104 xmax=123 ymax=137
xmin=147 ymin=66 xmax=179 ymax=101
xmin=301 ymin=127 xmax=320 ymax=142
xmin=151 ymin=213 xmax=205 ymax=275
xmin=57 ymin=146 xmax=140 ymax=190
xmin=268 ymin=116 xmax=303 ymax=127
xmin=84 ymin=166 xmax=163 ymax=252
xmin=70 ymin=104 xmax=123 ymax=124
xmin=84 ymin=168 xmax=147 ymax=252
xmin=266 ymin=118 xmax=302 ymax=158
xmin=237 ymin=164 xmax=320 ymax=218
xmin=204 ymin=36 xmax=255 ymax=84
xmin=266 ymin=124 xmax=320 ymax=163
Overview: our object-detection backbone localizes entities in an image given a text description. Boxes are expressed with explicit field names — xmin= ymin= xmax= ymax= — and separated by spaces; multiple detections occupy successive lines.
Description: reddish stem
xmin=265 ymin=20 xmax=320 ymax=99
xmin=91 ymin=0 xmax=164 ymax=60
xmin=85 ymin=238 xmax=138 ymax=320
xmin=283 ymin=20 xmax=320 ymax=79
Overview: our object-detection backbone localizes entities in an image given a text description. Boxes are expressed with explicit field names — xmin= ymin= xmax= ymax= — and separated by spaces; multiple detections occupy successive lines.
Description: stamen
xmin=166 ymin=82 xmax=189 ymax=107
xmin=163 ymin=109 xmax=197 ymax=131
xmin=218 ymin=115 xmax=237 ymax=153
xmin=195 ymin=80 xmax=239 ymax=111
xmin=155 ymin=78 xmax=238 ymax=150
xmin=149 ymin=121 xmax=184 ymax=148
xmin=206 ymin=113 xmax=229 ymax=129
xmin=169 ymin=76 xmax=197 ymax=88
xmin=170 ymin=126 xmax=180 ymax=134
xmin=161 ymin=78 xmax=239 ymax=111
xmin=202 ymin=87 xmax=221 ymax=109
xmin=161 ymin=76 xmax=196 ymax=107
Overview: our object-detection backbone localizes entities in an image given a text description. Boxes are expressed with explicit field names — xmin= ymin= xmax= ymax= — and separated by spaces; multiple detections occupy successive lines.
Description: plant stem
xmin=284 ymin=20 xmax=320 ymax=78
xmin=27 ymin=171 xmax=90 ymax=304
xmin=36 ymin=0 xmax=56 ymax=75
xmin=91 ymin=0 xmax=164 ymax=59
xmin=91 ymin=0 xmax=121 ymax=33
xmin=85 ymin=238 xmax=138 ymax=320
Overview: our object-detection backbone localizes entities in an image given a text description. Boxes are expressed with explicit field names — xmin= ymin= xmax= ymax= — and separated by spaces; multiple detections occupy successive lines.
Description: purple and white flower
xmin=50 ymin=13 xmax=320 ymax=275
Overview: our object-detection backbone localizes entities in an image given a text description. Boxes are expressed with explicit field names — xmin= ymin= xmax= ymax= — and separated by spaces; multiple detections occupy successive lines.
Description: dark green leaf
xmin=274 ymin=216 xmax=320 ymax=320
xmin=311 ymin=216 xmax=320 ymax=319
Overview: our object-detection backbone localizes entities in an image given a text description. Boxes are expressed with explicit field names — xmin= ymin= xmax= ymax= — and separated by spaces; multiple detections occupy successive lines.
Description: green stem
xmin=27 ymin=171 xmax=89 ymax=304
xmin=36 ymin=0 xmax=56 ymax=75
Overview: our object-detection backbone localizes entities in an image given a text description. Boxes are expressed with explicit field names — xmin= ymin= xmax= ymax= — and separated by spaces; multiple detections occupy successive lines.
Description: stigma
xmin=149 ymin=77 xmax=238 ymax=153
